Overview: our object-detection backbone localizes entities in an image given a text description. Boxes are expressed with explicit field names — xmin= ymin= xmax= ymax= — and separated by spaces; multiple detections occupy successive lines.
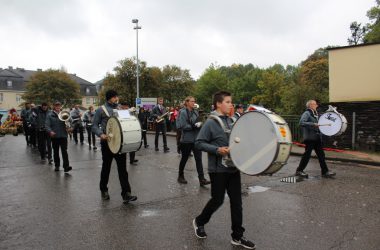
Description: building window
xmin=0 ymin=93 xmax=3 ymax=102
xmin=7 ymin=80 xmax=12 ymax=88
xmin=86 ymin=87 xmax=90 ymax=94
xmin=93 ymin=98 xmax=97 ymax=104
xmin=16 ymin=94 xmax=22 ymax=103
xmin=86 ymin=98 xmax=90 ymax=104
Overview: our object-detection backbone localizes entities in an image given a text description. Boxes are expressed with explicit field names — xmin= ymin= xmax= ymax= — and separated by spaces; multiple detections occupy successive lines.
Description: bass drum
xmin=106 ymin=116 xmax=142 ymax=154
xmin=318 ymin=111 xmax=347 ymax=136
xmin=229 ymin=111 xmax=292 ymax=176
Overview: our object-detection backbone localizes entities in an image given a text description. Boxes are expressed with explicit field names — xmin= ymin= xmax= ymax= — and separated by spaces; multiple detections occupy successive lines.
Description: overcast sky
xmin=0 ymin=0 xmax=374 ymax=83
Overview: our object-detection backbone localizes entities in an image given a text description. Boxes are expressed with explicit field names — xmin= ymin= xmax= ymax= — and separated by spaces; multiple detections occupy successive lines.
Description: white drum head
xmin=318 ymin=112 xmax=343 ymax=136
xmin=106 ymin=117 xmax=122 ymax=154
xmin=230 ymin=111 xmax=279 ymax=175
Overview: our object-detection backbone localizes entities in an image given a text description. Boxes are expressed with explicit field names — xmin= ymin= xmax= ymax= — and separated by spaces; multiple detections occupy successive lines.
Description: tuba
xmin=58 ymin=111 xmax=73 ymax=134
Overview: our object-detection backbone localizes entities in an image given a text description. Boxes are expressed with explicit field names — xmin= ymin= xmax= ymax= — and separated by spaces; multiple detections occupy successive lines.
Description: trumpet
xmin=155 ymin=111 xmax=170 ymax=124
xmin=58 ymin=110 xmax=73 ymax=134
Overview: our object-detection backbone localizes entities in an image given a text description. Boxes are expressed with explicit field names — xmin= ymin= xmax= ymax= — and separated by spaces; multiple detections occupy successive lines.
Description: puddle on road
xmin=247 ymin=186 xmax=270 ymax=193
xmin=138 ymin=209 xmax=159 ymax=218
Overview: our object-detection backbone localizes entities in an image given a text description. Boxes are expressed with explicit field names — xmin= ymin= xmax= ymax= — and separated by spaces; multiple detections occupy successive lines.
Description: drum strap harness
xmin=101 ymin=105 xmax=110 ymax=118
xmin=208 ymin=115 xmax=236 ymax=168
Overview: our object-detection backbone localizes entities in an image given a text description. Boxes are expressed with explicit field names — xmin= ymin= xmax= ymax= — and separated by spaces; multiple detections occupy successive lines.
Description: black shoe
xmin=199 ymin=178 xmax=211 ymax=186
xmin=178 ymin=176 xmax=188 ymax=184
xmin=130 ymin=160 xmax=138 ymax=165
xmin=192 ymin=219 xmax=207 ymax=239
xmin=64 ymin=166 xmax=72 ymax=173
xmin=54 ymin=166 xmax=60 ymax=171
xmin=93 ymin=146 xmax=97 ymax=150
xmin=155 ymin=147 xmax=159 ymax=151
xmin=177 ymin=147 xmax=181 ymax=154
xmin=48 ymin=159 xmax=53 ymax=164
xmin=144 ymin=145 xmax=149 ymax=148
xmin=101 ymin=191 xmax=110 ymax=200
xmin=322 ymin=171 xmax=336 ymax=178
xmin=231 ymin=237 xmax=256 ymax=249
xmin=295 ymin=171 xmax=309 ymax=178
xmin=123 ymin=193 xmax=137 ymax=203
xmin=164 ymin=147 xmax=170 ymax=152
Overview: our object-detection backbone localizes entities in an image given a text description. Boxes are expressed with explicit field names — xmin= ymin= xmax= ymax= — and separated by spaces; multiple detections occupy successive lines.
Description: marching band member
xmin=35 ymin=103 xmax=53 ymax=164
xmin=192 ymin=91 xmax=255 ymax=249
xmin=20 ymin=102 xmax=32 ymax=145
xmin=92 ymin=90 xmax=137 ymax=203
xmin=83 ymin=106 xmax=97 ymax=150
xmin=45 ymin=101 xmax=72 ymax=172
xmin=138 ymin=107 xmax=149 ymax=148
xmin=70 ymin=104 xmax=84 ymax=145
xmin=176 ymin=96 xmax=210 ymax=186
xmin=234 ymin=104 xmax=244 ymax=119
xmin=152 ymin=97 xmax=170 ymax=152
xmin=295 ymin=100 xmax=336 ymax=178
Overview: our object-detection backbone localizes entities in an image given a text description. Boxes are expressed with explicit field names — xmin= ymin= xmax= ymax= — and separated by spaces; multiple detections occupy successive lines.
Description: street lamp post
xmin=132 ymin=19 xmax=141 ymax=105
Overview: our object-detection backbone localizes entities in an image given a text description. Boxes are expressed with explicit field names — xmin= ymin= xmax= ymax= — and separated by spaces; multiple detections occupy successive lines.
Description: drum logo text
xmin=326 ymin=113 xmax=336 ymax=122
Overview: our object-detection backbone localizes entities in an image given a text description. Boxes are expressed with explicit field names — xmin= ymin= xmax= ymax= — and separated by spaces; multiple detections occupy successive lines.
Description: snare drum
xmin=229 ymin=111 xmax=292 ymax=176
xmin=318 ymin=111 xmax=347 ymax=136
xmin=106 ymin=115 xmax=142 ymax=154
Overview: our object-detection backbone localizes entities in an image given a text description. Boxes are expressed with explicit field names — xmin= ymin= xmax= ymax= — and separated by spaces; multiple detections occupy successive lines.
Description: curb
xmin=147 ymin=131 xmax=380 ymax=167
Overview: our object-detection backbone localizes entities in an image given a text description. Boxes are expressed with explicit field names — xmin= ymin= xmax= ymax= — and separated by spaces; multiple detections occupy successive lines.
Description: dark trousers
xmin=23 ymin=122 xmax=30 ymax=144
xmin=73 ymin=123 xmax=84 ymax=143
xmin=155 ymin=123 xmax=167 ymax=148
xmin=129 ymin=152 xmax=136 ymax=163
xmin=176 ymin=130 xmax=182 ymax=151
xmin=196 ymin=172 xmax=245 ymax=240
xmin=51 ymin=137 xmax=69 ymax=168
xmin=179 ymin=143 xmax=204 ymax=179
xmin=85 ymin=126 xmax=96 ymax=147
xmin=100 ymin=141 xmax=131 ymax=197
xmin=37 ymin=130 xmax=52 ymax=160
xmin=30 ymin=127 xmax=37 ymax=147
xmin=142 ymin=130 xmax=147 ymax=146
xmin=296 ymin=139 xmax=329 ymax=174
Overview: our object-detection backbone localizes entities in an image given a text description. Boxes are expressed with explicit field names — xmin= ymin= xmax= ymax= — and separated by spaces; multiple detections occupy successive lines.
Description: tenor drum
xmin=318 ymin=111 xmax=347 ymax=136
xmin=229 ymin=111 xmax=292 ymax=176
xmin=106 ymin=114 xmax=142 ymax=154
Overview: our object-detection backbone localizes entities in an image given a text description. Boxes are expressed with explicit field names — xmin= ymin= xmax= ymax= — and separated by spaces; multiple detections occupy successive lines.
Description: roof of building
xmin=327 ymin=42 xmax=380 ymax=51
xmin=0 ymin=67 xmax=97 ymax=96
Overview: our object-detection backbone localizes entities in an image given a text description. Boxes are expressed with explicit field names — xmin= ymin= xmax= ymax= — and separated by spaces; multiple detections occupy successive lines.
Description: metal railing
xmin=281 ymin=115 xmax=301 ymax=142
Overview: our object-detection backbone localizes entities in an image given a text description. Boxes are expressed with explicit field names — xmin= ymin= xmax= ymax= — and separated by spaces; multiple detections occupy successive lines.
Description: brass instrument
xmin=155 ymin=111 xmax=170 ymax=124
xmin=58 ymin=110 xmax=73 ymax=134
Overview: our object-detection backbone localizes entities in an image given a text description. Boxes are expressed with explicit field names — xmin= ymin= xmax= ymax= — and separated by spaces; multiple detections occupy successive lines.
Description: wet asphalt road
xmin=0 ymin=134 xmax=379 ymax=250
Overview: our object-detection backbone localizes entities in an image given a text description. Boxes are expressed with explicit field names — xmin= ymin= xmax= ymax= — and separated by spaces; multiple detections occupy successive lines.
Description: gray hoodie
xmin=195 ymin=111 xmax=238 ymax=173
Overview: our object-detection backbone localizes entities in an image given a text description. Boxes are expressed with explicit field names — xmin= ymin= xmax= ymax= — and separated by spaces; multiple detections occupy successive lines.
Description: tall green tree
xmin=364 ymin=0 xmax=380 ymax=43
xmin=347 ymin=21 xmax=368 ymax=45
xmin=23 ymin=69 xmax=81 ymax=107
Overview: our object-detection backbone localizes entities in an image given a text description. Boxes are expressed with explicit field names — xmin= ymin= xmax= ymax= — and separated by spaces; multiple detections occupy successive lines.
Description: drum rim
xmin=230 ymin=110 xmax=283 ymax=176
xmin=107 ymin=116 xmax=123 ymax=154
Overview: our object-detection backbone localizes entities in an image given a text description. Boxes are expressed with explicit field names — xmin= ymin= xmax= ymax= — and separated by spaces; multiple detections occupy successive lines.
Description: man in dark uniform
xmin=35 ymin=103 xmax=52 ymax=164
xmin=45 ymin=101 xmax=72 ymax=172
xmin=70 ymin=104 xmax=84 ymax=145
xmin=295 ymin=100 xmax=336 ymax=178
xmin=234 ymin=104 xmax=244 ymax=120
xmin=152 ymin=97 xmax=170 ymax=152
xmin=92 ymin=90 xmax=137 ymax=203
xmin=83 ymin=106 xmax=97 ymax=150
xmin=138 ymin=107 xmax=149 ymax=148
xmin=20 ymin=102 xmax=31 ymax=146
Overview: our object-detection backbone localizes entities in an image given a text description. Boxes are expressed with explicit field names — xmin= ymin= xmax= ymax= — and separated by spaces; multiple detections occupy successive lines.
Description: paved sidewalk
xmin=150 ymin=131 xmax=380 ymax=167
